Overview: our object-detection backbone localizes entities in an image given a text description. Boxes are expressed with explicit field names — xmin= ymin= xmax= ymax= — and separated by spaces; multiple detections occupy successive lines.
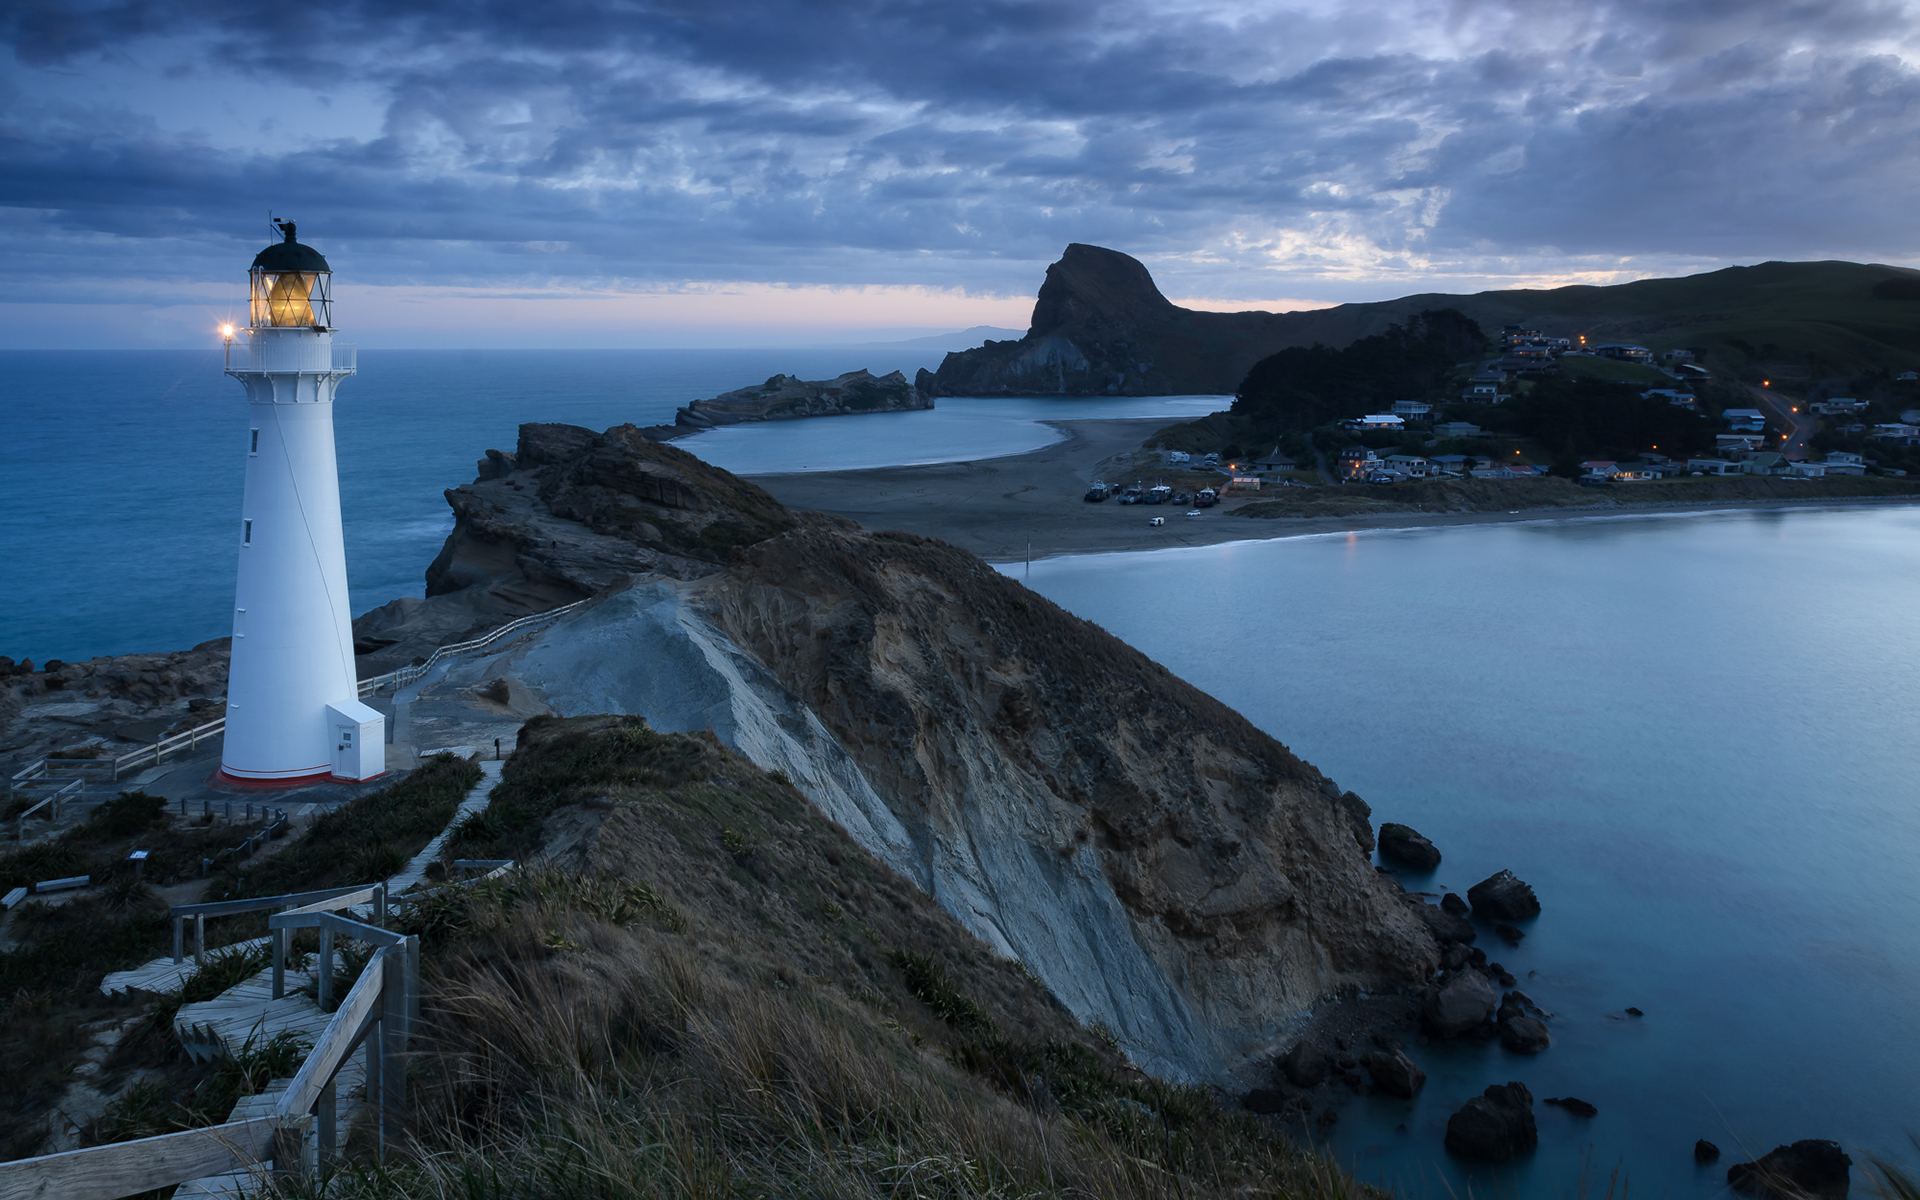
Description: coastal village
xmin=1089 ymin=325 xmax=1920 ymax=511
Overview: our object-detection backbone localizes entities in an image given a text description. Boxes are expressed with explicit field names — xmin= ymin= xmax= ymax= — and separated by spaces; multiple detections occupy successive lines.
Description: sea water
xmin=1009 ymin=507 xmax=1920 ymax=1197
xmin=0 ymin=350 xmax=1221 ymax=663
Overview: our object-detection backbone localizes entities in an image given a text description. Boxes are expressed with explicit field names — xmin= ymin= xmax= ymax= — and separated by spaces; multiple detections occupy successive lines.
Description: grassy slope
xmin=1361 ymin=260 xmax=1920 ymax=380
xmin=350 ymin=715 xmax=1367 ymax=1200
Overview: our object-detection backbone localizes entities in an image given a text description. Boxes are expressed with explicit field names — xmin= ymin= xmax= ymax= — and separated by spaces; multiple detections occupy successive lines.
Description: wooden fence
xmin=0 ymin=886 xmax=437 ymax=1199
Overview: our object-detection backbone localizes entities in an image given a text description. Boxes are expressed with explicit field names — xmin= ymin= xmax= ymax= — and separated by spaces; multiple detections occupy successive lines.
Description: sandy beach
xmin=751 ymin=416 xmax=1920 ymax=562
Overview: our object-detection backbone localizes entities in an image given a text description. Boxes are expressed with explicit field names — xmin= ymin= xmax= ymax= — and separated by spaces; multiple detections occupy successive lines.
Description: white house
xmin=1717 ymin=433 xmax=1766 ymax=452
xmin=1786 ymin=461 xmax=1828 ymax=478
xmin=1390 ymin=401 xmax=1433 ymax=419
xmin=1350 ymin=414 xmax=1405 ymax=430
xmin=1383 ymin=454 xmax=1429 ymax=477
xmin=1820 ymin=453 xmax=1866 ymax=476
xmin=1722 ymin=408 xmax=1767 ymax=432
xmin=1686 ymin=458 xmax=1741 ymax=475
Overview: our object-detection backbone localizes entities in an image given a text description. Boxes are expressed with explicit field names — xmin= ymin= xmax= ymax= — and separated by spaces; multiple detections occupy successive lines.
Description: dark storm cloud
xmin=4 ymin=0 xmax=1919 ymax=306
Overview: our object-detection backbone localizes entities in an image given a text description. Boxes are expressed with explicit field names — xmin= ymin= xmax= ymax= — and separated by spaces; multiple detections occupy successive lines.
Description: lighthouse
xmin=219 ymin=220 xmax=384 ymax=784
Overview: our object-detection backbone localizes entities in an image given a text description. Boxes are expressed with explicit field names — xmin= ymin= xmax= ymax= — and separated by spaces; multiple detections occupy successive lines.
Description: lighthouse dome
xmin=251 ymin=221 xmax=330 ymax=273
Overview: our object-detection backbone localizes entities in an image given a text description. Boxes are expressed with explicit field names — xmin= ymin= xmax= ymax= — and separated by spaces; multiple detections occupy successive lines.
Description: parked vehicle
xmin=1118 ymin=487 xmax=1144 ymax=505
xmin=1083 ymin=484 xmax=1108 ymax=502
xmin=1149 ymin=516 xmax=1166 ymax=526
xmin=1195 ymin=488 xmax=1218 ymax=507
xmin=1147 ymin=485 xmax=1173 ymax=505
xmin=1184 ymin=509 xmax=1202 ymax=517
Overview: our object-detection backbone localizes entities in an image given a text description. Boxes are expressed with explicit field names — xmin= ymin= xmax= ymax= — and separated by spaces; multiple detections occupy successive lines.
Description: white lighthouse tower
xmin=219 ymin=220 xmax=384 ymax=785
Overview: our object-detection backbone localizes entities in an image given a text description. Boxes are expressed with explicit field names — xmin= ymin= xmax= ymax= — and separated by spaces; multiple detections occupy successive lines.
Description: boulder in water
xmin=1727 ymin=1140 xmax=1851 ymax=1199
xmin=1468 ymin=869 xmax=1541 ymax=919
xmin=1379 ymin=823 xmax=1442 ymax=870
xmin=1425 ymin=970 xmax=1497 ymax=1037
xmin=1362 ymin=1047 xmax=1427 ymax=1098
xmin=1445 ymin=1082 xmax=1538 ymax=1161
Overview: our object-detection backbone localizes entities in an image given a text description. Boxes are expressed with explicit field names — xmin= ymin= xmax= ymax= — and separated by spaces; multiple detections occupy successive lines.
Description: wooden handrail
xmin=277 ymin=946 xmax=390 ymax=1119
xmin=0 ymin=1115 xmax=293 ymax=1200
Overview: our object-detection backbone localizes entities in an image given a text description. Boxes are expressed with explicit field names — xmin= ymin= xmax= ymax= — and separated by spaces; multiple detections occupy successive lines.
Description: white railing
xmin=223 ymin=339 xmax=356 ymax=376
xmin=7 ymin=601 xmax=582 ymax=802
xmin=332 ymin=343 xmax=356 ymax=373
xmin=357 ymin=599 xmax=585 ymax=696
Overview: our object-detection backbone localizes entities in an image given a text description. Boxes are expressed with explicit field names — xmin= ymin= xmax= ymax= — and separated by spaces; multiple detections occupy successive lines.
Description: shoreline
xmin=746 ymin=416 xmax=1920 ymax=563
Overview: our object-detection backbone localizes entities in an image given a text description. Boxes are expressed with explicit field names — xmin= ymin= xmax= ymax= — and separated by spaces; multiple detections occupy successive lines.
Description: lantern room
xmin=249 ymin=219 xmax=333 ymax=329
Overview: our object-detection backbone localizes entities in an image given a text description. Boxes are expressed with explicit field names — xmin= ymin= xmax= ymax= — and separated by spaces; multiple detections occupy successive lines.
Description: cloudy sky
xmin=5 ymin=0 xmax=1919 ymax=346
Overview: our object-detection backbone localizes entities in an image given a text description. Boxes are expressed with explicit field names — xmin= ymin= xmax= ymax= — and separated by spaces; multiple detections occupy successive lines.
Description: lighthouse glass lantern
xmin=219 ymin=219 xmax=384 ymax=784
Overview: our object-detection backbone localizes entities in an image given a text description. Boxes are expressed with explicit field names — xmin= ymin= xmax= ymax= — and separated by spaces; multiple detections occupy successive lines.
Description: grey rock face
xmin=1281 ymin=1042 xmax=1330 ymax=1088
xmin=1444 ymin=1082 xmax=1538 ymax=1162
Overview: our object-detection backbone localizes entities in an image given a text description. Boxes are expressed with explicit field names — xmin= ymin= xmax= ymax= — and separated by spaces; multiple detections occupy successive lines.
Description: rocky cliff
xmin=353 ymin=422 xmax=800 ymax=673
xmin=674 ymin=368 xmax=930 ymax=430
xmin=920 ymin=245 xmax=1321 ymax=396
xmin=429 ymin=424 xmax=1438 ymax=1077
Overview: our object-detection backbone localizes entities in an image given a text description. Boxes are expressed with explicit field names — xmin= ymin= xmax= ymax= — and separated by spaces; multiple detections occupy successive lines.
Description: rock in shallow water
xmin=1468 ymin=869 xmax=1541 ymax=919
xmin=1727 ymin=1140 xmax=1852 ymax=1199
xmin=1545 ymin=1096 xmax=1597 ymax=1117
xmin=1696 ymin=1139 xmax=1722 ymax=1163
xmin=1445 ymin=1081 xmax=1538 ymax=1162
xmin=1379 ymin=823 xmax=1442 ymax=870
xmin=1441 ymin=892 xmax=1469 ymax=916
xmin=1425 ymin=970 xmax=1498 ymax=1037
xmin=1362 ymin=1048 xmax=1427 ymax=1098
xmin=1499 ymin=1014 xmax=1552 ymax=1053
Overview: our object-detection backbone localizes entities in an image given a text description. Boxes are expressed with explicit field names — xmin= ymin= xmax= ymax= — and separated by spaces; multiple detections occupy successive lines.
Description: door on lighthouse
xmin=333 ymin=722 xmax=356 ymax=778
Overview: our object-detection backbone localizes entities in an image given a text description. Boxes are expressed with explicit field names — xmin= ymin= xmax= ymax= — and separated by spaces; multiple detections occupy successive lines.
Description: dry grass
xmin=266 ymin=718 xmax=1371 ymax=1200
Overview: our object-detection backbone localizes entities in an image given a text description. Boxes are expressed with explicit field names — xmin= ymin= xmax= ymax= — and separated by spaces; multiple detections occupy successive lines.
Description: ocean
xmin=0 ymin=349 xmax=1213 ymax=664
xmin=1009 ymin=507 xmax=1920 ymax=1197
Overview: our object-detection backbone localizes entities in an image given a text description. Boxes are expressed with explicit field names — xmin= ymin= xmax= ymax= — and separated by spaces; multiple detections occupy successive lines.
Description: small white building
xmin=1383 ymin=454 xmax=1429 ymax=477
xmin=1723 ymin=408 xmax=1768 ymax=432
xmin=1353 ymin=413 xmax=1405 ymax=430
xmin=1390 ymin=401 xmax=1433 ymax=419
xmin=1686 ymin=458 xmax=1741 ymax=475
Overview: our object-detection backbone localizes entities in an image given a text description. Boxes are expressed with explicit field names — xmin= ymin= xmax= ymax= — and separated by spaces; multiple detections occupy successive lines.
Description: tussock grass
xmin=207 ymin=753 xmax=481 ymax=902
xmin=253 ymin=717 xmax=1372 ymax=1200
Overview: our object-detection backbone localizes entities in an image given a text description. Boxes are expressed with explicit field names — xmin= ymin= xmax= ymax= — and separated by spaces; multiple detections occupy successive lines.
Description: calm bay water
xmin=0 ymin=350 xmax=1214 ymax=663
xmin=1010 ymin=508 xmax=1920 ymax=1197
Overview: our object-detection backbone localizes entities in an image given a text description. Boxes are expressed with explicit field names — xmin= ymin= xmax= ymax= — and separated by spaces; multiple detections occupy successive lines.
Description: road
xmin=1750 ymin=385 xmax=1814 ymax=458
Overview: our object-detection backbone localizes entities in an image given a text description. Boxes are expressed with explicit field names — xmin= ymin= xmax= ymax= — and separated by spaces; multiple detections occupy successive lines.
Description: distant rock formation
xmin=674 ymin=369 xmax=930 ymax=431
xmin=920 ymin=244 xmax=1309 ymax=397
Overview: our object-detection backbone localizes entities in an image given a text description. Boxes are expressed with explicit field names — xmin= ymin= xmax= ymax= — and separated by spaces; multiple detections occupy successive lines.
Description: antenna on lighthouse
xmin=218 ymin=223 xmax=382 ymax=786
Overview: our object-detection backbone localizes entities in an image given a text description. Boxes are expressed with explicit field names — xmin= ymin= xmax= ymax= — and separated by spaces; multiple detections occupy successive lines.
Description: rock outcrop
xmin=1728 ymin=1140 xmax=1852 ymax=1198
xmin=1378 ymin=822 xmax=1441 ymax=869
xmin=920 ymin=245 xmax=1325 ymax=397
xmin=1362 ymin=1047 xmax=1427 ymax=1098
xmin=674 ymin=369 xmax=930 ymax=430
xmin=350 ymin=423 xmax=803 ymax=673
xmin=1445 ymin=1082 xmax=1538 ymax=1162
xmin=1468 ymin=869 xmax=1541 ymax=919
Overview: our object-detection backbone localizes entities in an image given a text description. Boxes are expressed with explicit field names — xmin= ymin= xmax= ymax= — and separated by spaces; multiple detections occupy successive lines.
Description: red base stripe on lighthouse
xmin=211 ymin=767 xmax=335 ymax=790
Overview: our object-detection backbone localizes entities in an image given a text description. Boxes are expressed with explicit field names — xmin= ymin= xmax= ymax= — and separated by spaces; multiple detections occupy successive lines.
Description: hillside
xmin=376 ymin=715 xmax=1371 ymax=1200
xmin=922 ymin=248 xmax=1920 ymax=397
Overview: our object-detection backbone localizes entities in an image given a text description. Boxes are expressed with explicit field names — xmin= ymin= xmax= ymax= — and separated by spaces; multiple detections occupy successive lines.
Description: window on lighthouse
xmin=253 ymin=271 xmax=318 ymax=326
xmin=243 ymin=519 xmax=253 ymax=545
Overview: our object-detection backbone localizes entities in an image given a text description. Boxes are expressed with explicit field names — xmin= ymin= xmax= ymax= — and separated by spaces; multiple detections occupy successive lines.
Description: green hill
xmin=1330 ymin=259 xmax=1920 ymax=382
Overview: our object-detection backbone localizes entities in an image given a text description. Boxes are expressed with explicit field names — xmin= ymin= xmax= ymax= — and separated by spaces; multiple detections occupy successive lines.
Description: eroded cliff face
xmin=691 ymin=527 xmax=1436 ymax=1076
